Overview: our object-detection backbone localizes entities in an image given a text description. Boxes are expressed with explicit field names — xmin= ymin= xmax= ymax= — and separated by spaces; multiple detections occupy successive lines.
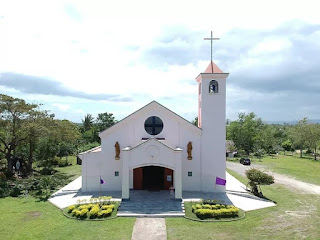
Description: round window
xmin=144 ymin=116 xmax=163 ymax=135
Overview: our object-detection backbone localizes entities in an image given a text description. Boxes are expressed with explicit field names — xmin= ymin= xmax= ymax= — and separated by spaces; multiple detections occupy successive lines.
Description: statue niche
xmin=187 ymin=141 xmax=192 ymax=160
xmin=115 ymin=141 xmax=120 ymax=160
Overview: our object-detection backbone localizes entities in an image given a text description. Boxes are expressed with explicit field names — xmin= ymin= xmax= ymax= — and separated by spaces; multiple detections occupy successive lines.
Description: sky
xmin=0 ymin=0 xmax=320 ymax=123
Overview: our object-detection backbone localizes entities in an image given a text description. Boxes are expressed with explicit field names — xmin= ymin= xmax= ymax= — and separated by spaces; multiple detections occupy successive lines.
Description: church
xmin=79 ymin=60 xmax=229 ymax=199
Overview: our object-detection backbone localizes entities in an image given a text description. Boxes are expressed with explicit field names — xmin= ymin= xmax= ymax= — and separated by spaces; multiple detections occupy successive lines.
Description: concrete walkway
xmin=131 ymin=218 xmax=166 ymax=240
xmin=49 ymin=173 xmax=275 ymax=212
xmin=48 ymin=177 xmax=121 ymax=209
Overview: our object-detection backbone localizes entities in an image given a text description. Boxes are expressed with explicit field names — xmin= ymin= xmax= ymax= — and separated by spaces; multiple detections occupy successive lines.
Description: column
xmin=174 ymin=148 xmax=183 ymax=199
xmin=122 ymin=147 xmax=130 ymax=199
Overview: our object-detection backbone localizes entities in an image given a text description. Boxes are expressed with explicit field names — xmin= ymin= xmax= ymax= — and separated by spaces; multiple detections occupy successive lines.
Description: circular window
xmin=144 ymin=116 xmax=163 ymax=135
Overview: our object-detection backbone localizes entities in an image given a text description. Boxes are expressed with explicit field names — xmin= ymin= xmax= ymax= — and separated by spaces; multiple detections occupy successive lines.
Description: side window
xmin=209 ymin=80 xmax=218 ymax=93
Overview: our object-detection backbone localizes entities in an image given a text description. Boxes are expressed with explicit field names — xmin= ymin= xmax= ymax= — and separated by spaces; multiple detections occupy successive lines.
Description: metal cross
xmin=204 ymin=31 xmax=220 ymax=63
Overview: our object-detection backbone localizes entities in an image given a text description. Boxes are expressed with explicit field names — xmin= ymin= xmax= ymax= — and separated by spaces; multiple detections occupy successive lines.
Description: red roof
xmin=204 ymin=61 xmax=223 ymax=73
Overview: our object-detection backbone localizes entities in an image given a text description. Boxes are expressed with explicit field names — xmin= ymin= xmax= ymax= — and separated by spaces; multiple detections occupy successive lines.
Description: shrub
xmin=194 ymin=209 xmax=213 ymax=219
xmin=195 ymin=204 xmax=202 ymax=209
xmin=97 ymin=208 xmax=112 ymax=218
xmin=89 ymin=206 xmax=100 ymax=219
xmin=101 ymin=204 xmax=114 ymax=210
xmin=211 ymin=204 xmax=221 ymax=210
xmin=245 ymin=168 xmax=274 ymax=196
xmin=10 ymin=185 xmax=22 ymax=197
xmin=68 ymin=205 xmax=76 ymax=213
xmin=0 ymin=172 xmax=6 ymax=180
xmin=79 ymin=208 xmax=88 ymax=218
xmin=202 ymin=204 xmax=212 ymax=209
xmin=78 ymin=205 xmax=89 ymax=210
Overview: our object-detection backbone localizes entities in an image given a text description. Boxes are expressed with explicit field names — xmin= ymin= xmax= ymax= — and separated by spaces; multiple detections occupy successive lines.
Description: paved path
xmin=118 ymin=190 xmax=183 ymax=217
xmin=49 ymin=177 xmax=121 ymax=209
xmin=131 ymin=218 xmax=167 ymax=240
xmin=227 ymin=161 xmax=320 ymax=195
xmin=49 ymin=173 xmax=276 ymax=212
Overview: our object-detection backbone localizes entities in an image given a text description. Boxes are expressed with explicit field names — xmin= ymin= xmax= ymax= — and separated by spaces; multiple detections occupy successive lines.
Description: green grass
xmin=0 ymin=197 xmax=135 ymax=240
xmin=166 ymin=169 xmax=320 ymax=240
xmin=0 ymin=157 xmax=135 ymax=239
xmin=251 ymin=154 xmax=320 ymax=185
xmin=54 ymin=156 xmax=82 ymax=181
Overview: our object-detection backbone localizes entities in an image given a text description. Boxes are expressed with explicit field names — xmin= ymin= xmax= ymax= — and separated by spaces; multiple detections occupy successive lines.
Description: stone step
xmin=117 ymin=212 xmax=185 ymax=217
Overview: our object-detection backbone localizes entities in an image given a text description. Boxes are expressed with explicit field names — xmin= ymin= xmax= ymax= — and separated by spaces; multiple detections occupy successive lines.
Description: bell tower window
xmin=209 ymin=80 xmax=218 ymax=93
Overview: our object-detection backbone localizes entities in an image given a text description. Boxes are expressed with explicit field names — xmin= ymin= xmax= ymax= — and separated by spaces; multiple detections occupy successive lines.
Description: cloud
xmin=51 ymin=103 xmax=71 ymax=111
xmin=0 ymin=72 xmax=132 ymax=102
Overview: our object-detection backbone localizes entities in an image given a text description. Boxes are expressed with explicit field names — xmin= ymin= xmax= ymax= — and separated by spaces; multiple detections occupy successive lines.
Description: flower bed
xmin=63 ymin=197 xmax=119 ymax=220
xmin=184 ymin=200 xmax=245 ymax=221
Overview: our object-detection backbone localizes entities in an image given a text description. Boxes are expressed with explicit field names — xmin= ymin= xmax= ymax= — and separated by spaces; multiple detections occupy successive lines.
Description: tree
xmin=282 ymin=140 xmax=293 ymax=155
xmin=192 ymin=117 xmax=198 ymax=127
xmin=245 ymin=168 xmax=274 ymax=197
xmin=306 ymin=124 xmax=320 ymax=160
xmin=289 ymin=118 xmax=310 ymax=158
xmin=82 ymin=114 xmax=94 ymax=132
xmin=0 ymin=94 xmax=41 ymax=173
xmin=95 ymin=112 xmax=116 ymax=132
xmin=227 ymin=112 xmax=264 ymax=155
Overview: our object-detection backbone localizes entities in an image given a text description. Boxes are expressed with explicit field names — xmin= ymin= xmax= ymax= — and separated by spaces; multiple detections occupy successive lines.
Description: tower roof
xmin=204 ymin=61 xmax=223 ymax=73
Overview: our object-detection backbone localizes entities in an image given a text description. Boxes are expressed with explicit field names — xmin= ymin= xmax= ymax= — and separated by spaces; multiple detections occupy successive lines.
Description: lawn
xmin=248 ymin=154 xmax=320 ymax=185
xmin=54 ymin=156 xmax=82 ymax=181
xmin=166 ymin=169 xmax=320 ymax=240
xmin=2 ymin=155 xmax=320 ymax=239
xmin=0 ymin=197 xmax=135 ymax=240
xmin=0 ymin=157 xmax=135 ymax=240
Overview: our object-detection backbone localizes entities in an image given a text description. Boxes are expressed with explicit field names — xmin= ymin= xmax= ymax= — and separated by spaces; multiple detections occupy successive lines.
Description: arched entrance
xmin=133 ymin=166 xmax=173 ymax=190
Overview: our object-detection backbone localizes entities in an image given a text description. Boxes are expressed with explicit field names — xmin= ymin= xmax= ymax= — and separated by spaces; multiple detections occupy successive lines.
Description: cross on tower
xmin=204 ymin=31 xmax=220 ymax=63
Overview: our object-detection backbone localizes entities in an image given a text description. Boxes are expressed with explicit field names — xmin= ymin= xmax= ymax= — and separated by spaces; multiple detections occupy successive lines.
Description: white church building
xmin=79 ymin=61 xmax=229 ymax=199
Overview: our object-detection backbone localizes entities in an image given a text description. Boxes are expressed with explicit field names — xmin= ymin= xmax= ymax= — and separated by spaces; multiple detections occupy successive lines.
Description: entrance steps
xmin=117 ymin=190 xmax=185 ymax=217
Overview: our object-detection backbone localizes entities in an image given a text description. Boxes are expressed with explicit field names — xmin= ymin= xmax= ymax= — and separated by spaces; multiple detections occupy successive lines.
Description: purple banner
xmin=216 ymin=177 xmax=226 ymax=186
xmin=100 ymin=177 xmax=106 ymax=184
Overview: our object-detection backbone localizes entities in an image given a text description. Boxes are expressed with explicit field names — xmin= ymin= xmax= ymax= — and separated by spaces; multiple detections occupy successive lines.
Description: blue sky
xmin=0 ymin=0 xmax=319 ymax=123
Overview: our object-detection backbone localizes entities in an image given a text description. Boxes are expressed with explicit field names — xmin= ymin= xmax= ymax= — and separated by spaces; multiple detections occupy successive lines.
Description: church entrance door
xmin=133 ymin=166 xmax=173 ymax=190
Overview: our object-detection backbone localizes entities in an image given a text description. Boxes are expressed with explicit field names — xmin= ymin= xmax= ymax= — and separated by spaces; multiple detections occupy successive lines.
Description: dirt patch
xmin=227 ymin=162 xmax=320 ymax=195
xmin=23 ymin=211 xmax=42 ymax=222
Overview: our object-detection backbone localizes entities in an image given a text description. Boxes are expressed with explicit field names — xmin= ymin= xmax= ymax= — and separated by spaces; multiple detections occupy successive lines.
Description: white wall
xmin=199 ymin=73 xmax=228 ymax=192
xmin=81 ymin=101 xmax=203 ymax=193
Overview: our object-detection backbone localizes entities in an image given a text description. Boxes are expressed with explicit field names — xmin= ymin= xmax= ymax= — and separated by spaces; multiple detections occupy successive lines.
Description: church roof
xmin=99 ymin=101 xmax=201 ymax=137
xmin=204 ymin=61 xmax=223 ymax=73
xmin=129 ymin=137 xmax=181 ymax=151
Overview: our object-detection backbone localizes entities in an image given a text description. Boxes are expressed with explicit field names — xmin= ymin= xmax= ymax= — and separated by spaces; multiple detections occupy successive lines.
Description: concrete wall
xmin=199 ymin=73 xmax=228 ymax=192
xmin=81 ymin=101 xmax=202 ymax=193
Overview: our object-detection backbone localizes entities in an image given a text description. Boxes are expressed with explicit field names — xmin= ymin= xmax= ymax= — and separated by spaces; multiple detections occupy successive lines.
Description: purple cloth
xmin=100 ymin=177 xmax=106 ymax=184
xmin=215 ymin=177 xmax=226 ymax=186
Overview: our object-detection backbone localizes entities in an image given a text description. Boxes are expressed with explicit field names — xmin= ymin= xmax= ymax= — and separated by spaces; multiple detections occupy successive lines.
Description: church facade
xmin=79 ymin=61 xmax=229 ymax=199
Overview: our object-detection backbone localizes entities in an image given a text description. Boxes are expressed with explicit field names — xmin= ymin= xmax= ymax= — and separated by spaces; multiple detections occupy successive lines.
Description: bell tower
xmin=196 ymin=32 xmax=229 ymax=192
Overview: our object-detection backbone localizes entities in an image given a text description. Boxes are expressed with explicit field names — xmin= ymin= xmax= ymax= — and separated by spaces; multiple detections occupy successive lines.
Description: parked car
xmin=240 ymin=158 xmax=251 ymax=165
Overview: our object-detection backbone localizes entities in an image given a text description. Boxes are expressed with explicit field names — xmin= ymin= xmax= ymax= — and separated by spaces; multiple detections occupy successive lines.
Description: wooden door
xmin=133 ymin=167 xmax=143 ymax=190
xmin=163 ymin=168 xmax=173 ymax=190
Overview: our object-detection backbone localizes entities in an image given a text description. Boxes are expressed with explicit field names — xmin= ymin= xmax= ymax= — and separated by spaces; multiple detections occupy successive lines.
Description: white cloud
xmin=1 ymin=0 xmax=320 ymax=122
xmin=51 ymin=103 xmax=71 ymax=112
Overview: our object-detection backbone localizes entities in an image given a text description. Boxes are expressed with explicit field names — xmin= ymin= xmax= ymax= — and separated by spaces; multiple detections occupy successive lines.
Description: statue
xmin=115 ymin=141 xmax=120 ymax=160
xmin=187 ymin=141 xmax=192 ymax=160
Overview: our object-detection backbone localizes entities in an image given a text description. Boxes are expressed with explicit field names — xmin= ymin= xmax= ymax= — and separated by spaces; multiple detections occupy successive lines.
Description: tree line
xmin=227 ymin=112 xmax=320 ymax=160
xmin=0 ymin=94 xmax=116 ymax=176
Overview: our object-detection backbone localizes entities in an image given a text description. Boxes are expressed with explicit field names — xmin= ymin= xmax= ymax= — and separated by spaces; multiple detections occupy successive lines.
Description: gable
xmin=99 ymin=101 xmax=201 ymax=138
